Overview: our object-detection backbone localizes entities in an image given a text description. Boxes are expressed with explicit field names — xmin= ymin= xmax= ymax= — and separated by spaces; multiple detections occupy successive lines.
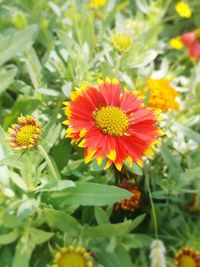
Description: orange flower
xmin=115 ymin=182 xmax=141 ymax=212
xmin=63 ymin=78 xmax=162 ymax=171
xmin=7 ymin=115 xmax=41 ymax=150
xmin=175 ymin=247 xmax=200 ymax=267
xmin=139 ymin=78 xmax=179 ymax=112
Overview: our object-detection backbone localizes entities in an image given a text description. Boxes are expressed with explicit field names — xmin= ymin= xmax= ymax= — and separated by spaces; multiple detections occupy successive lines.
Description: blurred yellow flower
xmin=138 ymin=79 xmax=180 ymax=112
xmin=111 ymin=33 xmax=132 ymax=52
xmin=7 ymin=115 xmax=41 ymax=151
xmin=175 ymin=247 xmax=200 ymax=267
xmin=175 ymin=1 xmax=192 ymax=18
xmin=52 ymin=246 xmax=94 ymax=267
xmin=90 ymin=0 xmax=107 ymax=9
xmin=169 ymin=37 xmax=183 ymax=50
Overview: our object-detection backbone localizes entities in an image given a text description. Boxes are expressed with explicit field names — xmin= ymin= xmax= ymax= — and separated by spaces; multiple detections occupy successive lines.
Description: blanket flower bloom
xmin=111 ymin=33 xmax=132 ymax=52
xmin=52 ymin=246 xmax=94 ymax=267
xmin=175 ymin=247 xmax=200 ymax=267
xmin=169 ymin=37 xmax=183 ymax=50
xmin=138 ymin=79 xmax=179 ymax=113
xmin=180 ymin=29 xmax=200 ymax=60
xmin=7 ymin=115 xmax=41 ymax=151
xmin=175 ymin=1 xmax=192 ymax=18
xmin=63 ymin=78 xmax=162 ymax=171
xmin=90 ymin=0 xmax=107 ymax=9
xmin=115 ymin=182 xmax=141 ymax=212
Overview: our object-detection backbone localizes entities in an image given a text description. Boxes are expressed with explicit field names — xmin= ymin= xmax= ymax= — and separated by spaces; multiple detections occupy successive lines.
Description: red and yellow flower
xmin=181 ymin=29 xmax=200 ymax=60
xmin=175 ymin=247 xmax=200 ymax=267
xmin=7 ymin=115 xmax=41 ymax=150
xmin=115 ymin=182 xmax=141 ymax=212
xmin=63 ymin=78 xmax=162 ymax=171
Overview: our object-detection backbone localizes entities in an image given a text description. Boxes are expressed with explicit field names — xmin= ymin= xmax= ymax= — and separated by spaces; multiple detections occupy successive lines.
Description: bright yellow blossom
xmin=52 ymin=245 xmax=94 ymax=267
xmin=111 ymin=33 xmax=132 ymax=53
xmin=175 ymin=1 xmax=192 ymax=18
xmin=7 ymin=115 xmax=41 ymax=151
xmin=90 ymin=0 xmax=107 ymax=9
xmin=138 ymin=79 xmax=180 ymax=113
xmin=169 ymin=37 xmax=183 ymax=50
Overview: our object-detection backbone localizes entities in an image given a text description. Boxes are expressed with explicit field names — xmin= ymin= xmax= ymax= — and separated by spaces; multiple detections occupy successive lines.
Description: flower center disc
xmin=178 ymin=255 xmax=196 ymax=267
xmin=16 ymin=125 xmax=37 ymax=147
xmin=58 ymin=252 xmax=87 ymax=267
xmin=95 ymin=106 xmax=129 ymax=136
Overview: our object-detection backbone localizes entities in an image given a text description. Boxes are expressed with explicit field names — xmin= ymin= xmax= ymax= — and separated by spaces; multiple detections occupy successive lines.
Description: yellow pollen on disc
xmin=178 ymin=255 xmax=196 ymax=267
xmin=16 ymin=125 xmax=38 ymax=147
xmin=57 ymin=251 xmax=88 ymax=267
xmin=95 ymin=106 xmax=129 ymax=136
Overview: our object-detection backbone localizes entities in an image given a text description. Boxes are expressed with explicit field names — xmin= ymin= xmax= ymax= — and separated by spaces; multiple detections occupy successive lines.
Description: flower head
xmin=115 ymin=182 xmax=141 ymax=212
xmin=169 ymin=37 xmax=183 ymax=50
xmin=63 ymin=78 xmax=162 ymax=171
xmin=138 ymin=79 xmax=179 ymax=113
xmin=7 ymin=115 xmax=41 ymax=151
xmin=181 ymin=29 xmax=200 ymax=60
xmin=111 ymin=33 xmax=132 ymax=52
xmin=175 ymin=1 xmax=192 ymax=18
xmin=150 ymin=240 xmax=166 ymax=267
xmin=175 ymin=247 xmax=200 ymax=267
xmin=90 ymin=0 xmax=107 ymax=9
xmin=52 ymin=246 xmax=94 ymax=267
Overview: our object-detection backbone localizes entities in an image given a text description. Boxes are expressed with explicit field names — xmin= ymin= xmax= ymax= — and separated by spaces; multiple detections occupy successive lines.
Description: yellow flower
xmin=175 ymin=1 xmax=192 ymax=18
xmin=169 ymin=37 xmax=183 ymax=50
xmin=90 ymin=0 xmax=107 ymax=9
xmin=7 ymin=115 xmax=41 ymax=151
xmin=138 ymin=79 xmax=180 ymax=112
xmin=52 ymin=246 xmax=94 ymax=267
xmin=175 ymin=247 xmax=200 ymax=267
xmin=111 ymin=33 xmax=132 ymax=53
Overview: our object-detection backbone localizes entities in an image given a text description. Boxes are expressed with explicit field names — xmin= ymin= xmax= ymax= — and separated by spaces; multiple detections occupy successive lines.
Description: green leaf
xmin=83 ymin=214 xmax=145 ymax=238
xmin=160 ymin=144 xmax=182 ymax=178
xmin=0 ymin=246 xmax=13 ymax=267
xmin=29 ymin=228 xmax=54 ymax=245
xmin=0 ymin=229 xmax=20 ymax=245
xmin=0 ymin=67 xmax=17 ymax=94
xmin=122 ymin=234 xmax=153 ymax=249
xmin=51 ymin=182 xmax=132 ymax=206
xmin=36 ymin=180 xmax=75 ymax=192
xmin=44 ymin=208 xmax=82 ymax=236
xmin=95 ymin=207 xmax=110 ymax=225
xmin=9 ymin=171 xmax=28 ymax=192
xmin=0 ymin=25 xmax=38 ymax=66
xmin=177 ymin=124 xmax=200 ymax=143
xmin=12 ymin=235 xmax=34 ymax=267
xmin=17 ymin=199 xmax=39 ymax=220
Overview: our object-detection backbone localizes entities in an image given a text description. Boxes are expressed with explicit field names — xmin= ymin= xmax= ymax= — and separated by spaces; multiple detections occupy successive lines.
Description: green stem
xmin=145 ymin=165 xmax=158 ymax=238
xmin=37 ymin=144 xmax=58 ymax=181
xmin=115 ymin=53 xmax=121 ymax=76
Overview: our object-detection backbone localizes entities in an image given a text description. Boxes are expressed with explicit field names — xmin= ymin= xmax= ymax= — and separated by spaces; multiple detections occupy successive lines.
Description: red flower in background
xmin=115 ymin=182 xmax=141 ymax=212
xmin=64 ymin=78 xmax=162 ymax=171
xmin=181 ymin=29 xmax=200 ymax=60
